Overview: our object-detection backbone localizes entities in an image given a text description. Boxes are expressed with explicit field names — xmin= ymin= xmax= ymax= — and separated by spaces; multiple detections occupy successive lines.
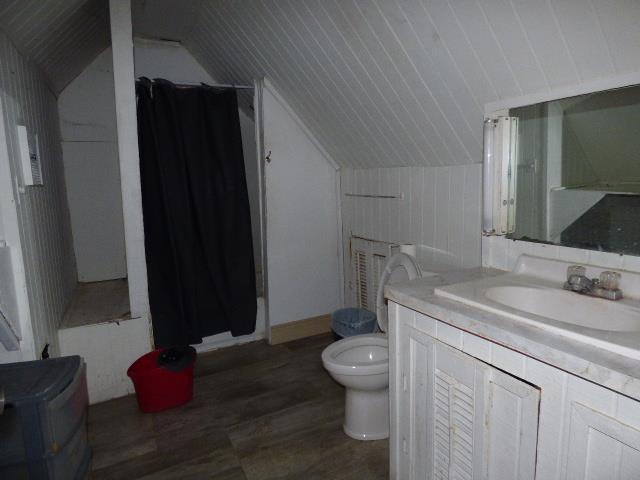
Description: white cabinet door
xmin=565 ymin=402 xmax=640 ymax=479
xmin=483 ymin=366 xmax=540 ymax=479
xmin=395 ymin=323 xmax=540 ymax=480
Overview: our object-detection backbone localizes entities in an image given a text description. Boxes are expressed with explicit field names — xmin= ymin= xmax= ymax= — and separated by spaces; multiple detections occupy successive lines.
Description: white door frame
xmin=109 ymin=0 xmax=152 ymax=338
xmin=254 ymin=78 xmax=271 ymax=343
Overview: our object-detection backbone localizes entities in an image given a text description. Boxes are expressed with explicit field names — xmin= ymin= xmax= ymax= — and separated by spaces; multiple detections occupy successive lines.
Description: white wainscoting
xmin=483 ymin=236 xmax=640 ymax=274
xmin=0 ymin=32 xmax=76 ymax=359
xmin=341 ymin=164 xmax=482 ymax=306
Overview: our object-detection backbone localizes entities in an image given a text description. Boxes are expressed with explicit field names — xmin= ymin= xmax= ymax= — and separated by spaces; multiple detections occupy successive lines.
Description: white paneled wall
xmin=0 ymin=32 xmax=76 ymax=357
xmin=483 ymin=236 xmax=640 ymax=275
xmin=263 ymin=83 xmax=341 ymax=325
xmin=341 ymin=164 xmax=482 ymax=305
xmin=59 ymin=47 xmax=127 ymax=282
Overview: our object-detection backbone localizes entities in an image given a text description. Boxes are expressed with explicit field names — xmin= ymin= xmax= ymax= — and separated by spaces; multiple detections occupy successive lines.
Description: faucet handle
xmin=567 ymin=265 xmax=586 ymax=279
xmin=599 ymin=271 xmax=621 ymax=290
xmin=565 ymin=265 xmax=592 ymax=292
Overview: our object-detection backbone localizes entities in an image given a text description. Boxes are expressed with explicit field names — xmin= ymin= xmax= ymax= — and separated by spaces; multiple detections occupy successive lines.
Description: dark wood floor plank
xmin=281 ymin=332 xmax=335 ymax=351
xmin=195 ymin=340 xmax=291 ymax=378
xmin=228 ymin=395 xmax=345 ymax=452
xmin=135 ymin=446 xmax=243 ymax=480
xmin=88 ymin=333 xmax=389 ymax=479
xmin=89 ymin=395 xmax=157 ymax=470
xmin=91 ymin=430 xmax=234 ymax=480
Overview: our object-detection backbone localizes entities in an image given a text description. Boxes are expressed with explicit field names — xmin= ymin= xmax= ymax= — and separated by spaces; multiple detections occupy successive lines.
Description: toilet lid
xmin=375 ymin=253 xmax=422 ymax=332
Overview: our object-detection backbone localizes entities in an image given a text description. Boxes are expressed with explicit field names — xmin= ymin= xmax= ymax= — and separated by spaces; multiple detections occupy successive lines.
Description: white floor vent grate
xmin=349 ymin=237 xmax=394 ymax=311
xmin=354 ymin=249 xmax=369 ymax=310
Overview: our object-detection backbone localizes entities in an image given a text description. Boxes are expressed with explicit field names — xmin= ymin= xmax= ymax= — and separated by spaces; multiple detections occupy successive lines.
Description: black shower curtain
xmin=136 ymin=78 xmax=257 ymax=347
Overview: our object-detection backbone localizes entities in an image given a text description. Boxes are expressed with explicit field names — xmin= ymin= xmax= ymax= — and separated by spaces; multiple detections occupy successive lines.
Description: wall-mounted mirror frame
xmin=483 ymin=74 xmax=640 ymax=258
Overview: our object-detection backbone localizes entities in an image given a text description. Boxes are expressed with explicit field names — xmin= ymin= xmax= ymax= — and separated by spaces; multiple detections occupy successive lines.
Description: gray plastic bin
xmin=0 ymin=356 xmax=91 ymax=479
xmin=331 ymin=308 xmax=377 ymax=338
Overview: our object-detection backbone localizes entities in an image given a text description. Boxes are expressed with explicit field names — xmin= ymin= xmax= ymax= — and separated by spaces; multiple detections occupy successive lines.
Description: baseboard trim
xmin=270 ymin=314 xmax=332 ymax=345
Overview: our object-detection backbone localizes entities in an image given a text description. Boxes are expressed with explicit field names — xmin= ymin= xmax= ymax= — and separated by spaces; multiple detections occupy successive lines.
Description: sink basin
xmin=434 ymin=255 xmax=640 ymax=359
xmin=485 ymin=286 xmax=640 ymax=332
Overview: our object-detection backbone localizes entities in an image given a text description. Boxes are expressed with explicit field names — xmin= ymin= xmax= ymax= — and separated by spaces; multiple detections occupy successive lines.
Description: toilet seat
xmin=321 ymin=250 xmax=426 ymax=440
xmin=321 ymin=334 xmax=388 ymax=376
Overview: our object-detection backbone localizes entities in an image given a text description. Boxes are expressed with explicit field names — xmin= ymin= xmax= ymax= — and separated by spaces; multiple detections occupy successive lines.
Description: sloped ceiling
xmin=131 ymin=0 xmax=202 ymax=43
xmin=0 ymin=0 xmax=110 ymax=93
xmin=2 ymin=1 xmax=640 ymax=169
xmin=182 ymin=0 xmax=640 ymax=168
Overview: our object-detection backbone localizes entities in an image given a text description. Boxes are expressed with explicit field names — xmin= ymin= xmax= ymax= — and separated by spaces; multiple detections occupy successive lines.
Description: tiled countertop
xmin=386 ymin=267 xmax=640 ymax=401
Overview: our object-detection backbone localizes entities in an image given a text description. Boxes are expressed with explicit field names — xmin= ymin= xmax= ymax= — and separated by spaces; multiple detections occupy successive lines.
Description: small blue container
xmin=331 ymin=308 xmax=377 ymax=338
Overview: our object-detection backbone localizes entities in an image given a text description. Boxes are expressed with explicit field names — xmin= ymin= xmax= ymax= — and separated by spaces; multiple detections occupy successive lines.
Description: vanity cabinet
xmin=393 ymin=322 xmax=539 ymax=480
xmin=389 ymin=302 xmax=640 ymax=480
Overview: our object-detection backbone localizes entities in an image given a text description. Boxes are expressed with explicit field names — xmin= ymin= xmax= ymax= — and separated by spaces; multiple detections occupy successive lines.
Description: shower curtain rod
xmin=138 ymin=78 xmax=253 ymax=90
xmin=179 ymin=82 xmax=253 ymax=90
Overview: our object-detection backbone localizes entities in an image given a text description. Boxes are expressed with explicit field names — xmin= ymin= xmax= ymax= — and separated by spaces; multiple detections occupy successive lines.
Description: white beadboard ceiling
xmin=0 ymin=0 xmax=110 ymax=93
xmin=182 ymin=0 xmax=640 ymax=168
xmin=131 ymin=0 xmax=202 ymax=43
xmin=2 ymin=1 xmax=640 ymax=168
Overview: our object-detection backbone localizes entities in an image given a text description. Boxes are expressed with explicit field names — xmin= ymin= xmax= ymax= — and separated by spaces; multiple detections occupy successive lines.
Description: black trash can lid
xmin=157 ymin=346 xmax=196 ymax=372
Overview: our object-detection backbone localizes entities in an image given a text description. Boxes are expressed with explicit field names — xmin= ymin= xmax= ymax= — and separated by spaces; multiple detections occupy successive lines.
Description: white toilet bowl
xmin=321 ymin=250 xmax=431 ymax=441
xmin=321 ymin=333 xmax=389 ymax=440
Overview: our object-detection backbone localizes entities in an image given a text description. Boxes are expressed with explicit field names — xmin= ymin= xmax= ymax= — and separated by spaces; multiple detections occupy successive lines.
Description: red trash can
xmin=127 ymin=349 xmax=194 ymax=413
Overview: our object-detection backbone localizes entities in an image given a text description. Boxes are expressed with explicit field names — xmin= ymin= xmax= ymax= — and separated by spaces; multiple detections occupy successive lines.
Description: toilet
xmin=322 ymin=250 xmax=432 ymax=440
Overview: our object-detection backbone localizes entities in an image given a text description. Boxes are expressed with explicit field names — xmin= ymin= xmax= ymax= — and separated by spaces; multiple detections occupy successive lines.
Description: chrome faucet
xmin=563 ymin=265 xmax=623 ymax=301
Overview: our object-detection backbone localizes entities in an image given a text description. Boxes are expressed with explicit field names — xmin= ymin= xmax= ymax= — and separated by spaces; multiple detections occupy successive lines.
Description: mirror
xmin=507 ymin=84 xmax=640 ymax=256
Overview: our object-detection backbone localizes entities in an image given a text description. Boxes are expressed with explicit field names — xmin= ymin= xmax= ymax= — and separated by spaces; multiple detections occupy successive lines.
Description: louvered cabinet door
xmin=396 ymin=324 xmax=540 ymax=480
